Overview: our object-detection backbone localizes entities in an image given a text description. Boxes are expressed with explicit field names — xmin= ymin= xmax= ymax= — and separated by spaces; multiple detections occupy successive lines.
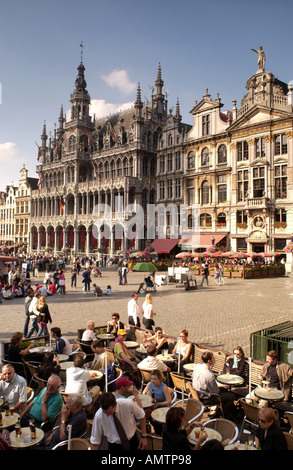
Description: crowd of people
xmin=0 ymin=255 xmax=292 ymax=452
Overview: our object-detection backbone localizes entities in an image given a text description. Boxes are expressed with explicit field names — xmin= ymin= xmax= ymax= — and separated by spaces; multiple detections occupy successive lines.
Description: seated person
xmin=65 ymin=353 xmax=100 ymax=414
xmin=145 ymin=276 xmax=154 ymax=287
xmin=20 ymin=374 xmax=63 ymax=428
xmin=47 ymin=282 xmax=57 ymax=295
xmin=0 ymin=364 xmax=27 ymax=412
xmin=7 ymin=332 xmax=35 ymax=374
xmin=93 ymin=283 xmax=103 ymax=296
xmin=143 ymin=370 xmax=172 ymax=428
xmin=107 ymin=313 xmax=124 ymax=337
xmin=43 ymin=393 xmax=88 ymax=449
xmin=143 ymin=327 xmax=169 ymax=354
xmin=88 ymin=340 xmax=113 ymax=372
xmin=50 ymin=327 xmax=73 ymax=356
xmin=172 ymin=329 xmax=193 ymax=369
xmin=113 ymin=329 xmax=140 ymax=373
xmin=255 ymin=407 xmax=288 ymax=451
xmin=104 ymin=285 xmax=112 ymax=295
xmin=37 ymin=351 xmax=61 ymax=381
xmin=224 ymin=346 xmax=246 ymax=377
xmin=81 ymin=321 xmax=96 ymax=343
xmin=0 ymin=430 xmax=11 ymax=450
xmin=192 ymin=351 xmax=237 ymax=421
xmin=2 ymin=284 xmax=13 ymax=300
xmin=138 ymin=344 xmax=170 ymax=373
xmin=113 ymin=376 xmax=143 ymax=408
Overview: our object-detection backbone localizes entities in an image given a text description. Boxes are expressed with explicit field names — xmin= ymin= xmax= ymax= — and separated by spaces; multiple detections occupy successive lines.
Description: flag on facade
xmin=93 ymin=161 xmax=98 ymax=179
xmin=37 ymin=172 xmax=44 ymax=188
xmin=59 ymin=196 xmax=65 ymax=214
xmin=88 ymin=132 xmax=93 ymax=147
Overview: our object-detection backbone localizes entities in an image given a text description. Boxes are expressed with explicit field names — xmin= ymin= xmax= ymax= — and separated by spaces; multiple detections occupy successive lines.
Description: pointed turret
xmin=174 ymin=98 xmax=182 ymax=123
xmin=153 ymin=63 xmax=166 ymax=119
xmin=70 ymin=60 xmax=91 ymax=123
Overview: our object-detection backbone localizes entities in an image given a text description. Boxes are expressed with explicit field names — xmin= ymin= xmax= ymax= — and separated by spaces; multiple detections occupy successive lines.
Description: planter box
xmin=223 ymin=271 xmax=231 ymax=278
xmin=253 ymin=271 xmax=261 ymax=277
xmin=244 ymin=271 xmax=253 ymax=278
xmin=261 ymin=270 xmax=268 ymax=277
xmin=268 ymin=270 xmax=276 ymax=276
xmin=232 ymin=272 xmax=243 ymax=278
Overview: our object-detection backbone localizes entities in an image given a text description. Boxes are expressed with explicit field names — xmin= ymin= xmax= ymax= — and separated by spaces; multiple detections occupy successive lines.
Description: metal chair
xmin=192 ymin=386 xmax=225 ymax=418
xmin=22 ymin=360 xmax=38 ymax=387
xmin=136 ymin=427 xmax=162 ymax=450
xmin=284 ymin=411 xmax=293 ymax=433
xmin=185 ymin=381 xmax=200 ymax=400
xmin=284 ymin=432 xmax=293 ymax=450
xmin=172 ymin=398 xmax=205 ymax=424
xmin=203 ymin=417 xmax=239 ymax=445
xmin=33 ymin=373 xmax=48 ymax=393
xmin=238 ymin=398 xmax=260 ymax=439
xmin=41 ymin=411 xmax=61 ymax=433
xmin=170 ymin=372 xmax=192 ymax=399
xmin=139 ymin=369 xmax=153 ymax=392
xmin=52 ymin=437 xmax=91 ymax=450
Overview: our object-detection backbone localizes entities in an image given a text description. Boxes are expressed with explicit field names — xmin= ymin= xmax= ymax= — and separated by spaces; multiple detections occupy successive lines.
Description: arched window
xmin=201 ymin=180 xmax=210 ymax=204
xmin=200 ymin=213 xmax=212 ymax=227
xmin=187 ymin=152 xmax=195 ymax=169
xmin=217 ymin=212 xmax=226 ymax=227
xmin=217 ymin=144 xmax=227 ymax=164
xmin=201 ymin=148 xmax=209 ymax=166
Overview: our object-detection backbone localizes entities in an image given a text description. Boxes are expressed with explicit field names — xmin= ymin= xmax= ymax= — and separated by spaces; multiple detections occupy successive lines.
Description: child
xmin=93 ymin=283 xmax=103 ymax=297
xmin=104 ymin=285 xmax=112 ymax=296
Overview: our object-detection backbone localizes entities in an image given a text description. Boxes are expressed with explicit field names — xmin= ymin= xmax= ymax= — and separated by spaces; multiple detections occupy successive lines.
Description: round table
xmin=56 ymin=354 xmax=69 ymax=362
xmin=124 ymin=341 xmax=138 ymax=349
xmin=217 ymin=373 xmax=244 ymax=390
xmin=29 ymin=346 xmax=53 ymax=353
xmin=225 ymin=443 xmax=256 ymax=450
xmin=10 ymin=427 xmax=44 ymax=449
xmin=253 ymin=386 xmax=284 ymax=405
xmin=151 ymin=406 xmax=170 ymax=424
xmin=59 ymin=361 xmax=75 ymax=371
xmin=129 ymin=393 xmax=154 ymax=409
xmin=96 ymin=334 xmax=115 ymax=345
xmin=188 ymin=427 xmax=222 ymax=445
xmin=88 ymin=370 xmax=104 ymax=380
xmin=156 ymin=354 xmax=176 ymax=363
xmin=0 ymin=412 xmax=20 ymax=430
xmin=183 ymin=363 xmax=197 ymax=375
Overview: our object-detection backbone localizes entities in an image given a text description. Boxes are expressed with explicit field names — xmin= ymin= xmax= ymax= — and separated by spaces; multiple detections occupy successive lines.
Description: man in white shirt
xmin=90 ymin=392 xmax=147 ymax=451
xmin=192 ymin=351 xmax=236 ymax=421
xmin=127 ymin=292 xmax=140 ymax=327
xmin=65 ymin=353 xmax=100 ymax=415
xmin=138 ymin=344 xmax=170 ymax=373
xmin=0 ymin=364 xmax=27 ymax=412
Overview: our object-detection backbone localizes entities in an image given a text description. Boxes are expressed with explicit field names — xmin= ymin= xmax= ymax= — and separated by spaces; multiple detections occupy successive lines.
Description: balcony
xmin=246 ymin=197 xmax=270 ymax=209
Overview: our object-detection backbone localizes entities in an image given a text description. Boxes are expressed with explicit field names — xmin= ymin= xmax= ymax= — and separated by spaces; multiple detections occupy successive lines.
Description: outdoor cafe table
xmin=59 ymin=361 xmax=75 ymax=371
xmin=151 ymin=406 xmax=170 ymax=425
xmin=88 ymin=370 xmax=104 ymax=380
xmin=56 ymin=353 xmax=69 ymax=362
xmin=156 ymin=354 xmax=176 ymax=363
xmin=29 ymin=346 xmax=53 ymax=354
xmin=224 ymin=443 xmax=256 ymax=450
xmin=216 ymin=373 xmax=244 ymax=390
xmin=188 ymin=427 xmax=222 ymax=445
xmin=253 ymin=386 xmax=284 ymax=406
xmin=0 ymin=412 xmax=20 ymax=430
xmin=124 ymin=341 xmax=138 ymax=349
xmin=128 ymin=393 xmax=154 ymax=409
xmin=9 ymin=427 xmax=44 ymax=449
xmin=96 ymin=333 xmax=115 ymax=346
xmin=183 ymin=363 xmax=197 ymax=376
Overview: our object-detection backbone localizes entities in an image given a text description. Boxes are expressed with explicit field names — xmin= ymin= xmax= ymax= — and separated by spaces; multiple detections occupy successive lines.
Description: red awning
xmin=179 ymin=233 xmax=228 ymax=249
xmin=150 ymin=238 xmax=180 ymax=254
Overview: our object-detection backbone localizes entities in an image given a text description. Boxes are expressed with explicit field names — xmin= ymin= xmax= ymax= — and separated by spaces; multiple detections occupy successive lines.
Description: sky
xmin=0 ymin=0 xmax=293 ymax=191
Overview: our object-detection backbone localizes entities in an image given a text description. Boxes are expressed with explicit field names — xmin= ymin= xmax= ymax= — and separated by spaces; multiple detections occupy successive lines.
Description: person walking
xmin=200 ymin=263 xmax=209 ymax=287
xmin=36 ymin=296 xmax=52 ymax=337
xmin=71 ymin=265 xmax=77 ymax=288
xmin=214 ymin=264 xmax=221 ymax=286
xmin=23 ymin=287 xmax=34 ymax=337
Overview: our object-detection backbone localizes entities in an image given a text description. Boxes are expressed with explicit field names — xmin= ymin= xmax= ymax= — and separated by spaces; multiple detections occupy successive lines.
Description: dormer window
xmin=202 ymin=114 xmax=210 ymax=136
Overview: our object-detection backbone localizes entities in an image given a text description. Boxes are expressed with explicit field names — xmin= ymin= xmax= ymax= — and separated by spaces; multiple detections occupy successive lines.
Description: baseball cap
xmin=115 ymin=377 xmax=133 ymax=389
xmin=117 ymin=329 xmax=127 ymax=336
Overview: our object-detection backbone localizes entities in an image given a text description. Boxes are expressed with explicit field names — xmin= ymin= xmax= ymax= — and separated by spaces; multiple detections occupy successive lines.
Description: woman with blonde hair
xmin=172 ymin=329 xmax=193 ymax=370
xmin=142 ymin=293 xmax=156 ymax=331
xmin=81 ymin=321 xmax=96 ymax=343
xmin=36 ymin=296 xmax=52 ymax=337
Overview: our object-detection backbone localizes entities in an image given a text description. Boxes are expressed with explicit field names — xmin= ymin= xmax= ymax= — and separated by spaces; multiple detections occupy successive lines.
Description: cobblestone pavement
xmin=0 ymin=266 xmax=292 ymax=356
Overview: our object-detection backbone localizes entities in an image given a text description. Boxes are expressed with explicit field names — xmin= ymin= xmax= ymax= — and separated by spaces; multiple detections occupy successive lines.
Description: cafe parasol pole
xmin=67 ymin=424 xmax=72 ymax=450
xmin=105 ymin=355 xmax=108 ymax=392
xmin=177 ymin=337 xmax=181 ymax=374
xmin=248 ymin=357 xmax=252 ymax=399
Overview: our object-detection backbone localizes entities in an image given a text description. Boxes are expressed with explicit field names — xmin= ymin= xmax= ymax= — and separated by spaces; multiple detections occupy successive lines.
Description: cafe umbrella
xmin=132 ymin=262 xmax=158 ymax=272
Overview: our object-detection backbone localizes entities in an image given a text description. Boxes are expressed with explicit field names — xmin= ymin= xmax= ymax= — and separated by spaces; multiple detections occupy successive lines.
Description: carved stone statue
xmin=251 ymin=46 xmax=266 ymax=72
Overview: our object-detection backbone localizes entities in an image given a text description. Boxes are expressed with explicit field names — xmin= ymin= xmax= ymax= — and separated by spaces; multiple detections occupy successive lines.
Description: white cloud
xmin=101 ymin=69 xmax=136 ymax=95
xmin=89 ymin=99 xmax=134 ymax=119
xmin=0 ymin=142 xmax=27 ymax=190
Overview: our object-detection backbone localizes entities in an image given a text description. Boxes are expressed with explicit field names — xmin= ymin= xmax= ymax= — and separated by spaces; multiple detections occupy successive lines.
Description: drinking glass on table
xmin=9 ymin=402 xmax=14 ymax=418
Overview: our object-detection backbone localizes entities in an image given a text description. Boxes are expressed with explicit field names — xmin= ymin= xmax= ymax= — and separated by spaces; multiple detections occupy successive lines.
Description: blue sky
xmin=0 ymin=0 xmax=292 ymax=191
